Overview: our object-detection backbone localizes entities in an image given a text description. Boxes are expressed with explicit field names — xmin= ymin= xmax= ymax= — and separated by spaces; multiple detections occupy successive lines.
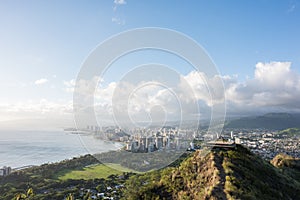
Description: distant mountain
xmin=225 ymin=113 xmax=300 ymax=130
xmin=123 ymin=145 xmax=300 ymax=200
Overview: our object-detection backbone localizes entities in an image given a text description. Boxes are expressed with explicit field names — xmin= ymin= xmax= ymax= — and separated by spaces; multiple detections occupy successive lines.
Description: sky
xmin=0 ymin=0 xmax=300 ymax=129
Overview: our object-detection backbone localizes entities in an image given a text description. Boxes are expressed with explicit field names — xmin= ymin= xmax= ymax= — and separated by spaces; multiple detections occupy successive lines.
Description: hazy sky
xmin=0 ymin=0 xmax=300 ymax=129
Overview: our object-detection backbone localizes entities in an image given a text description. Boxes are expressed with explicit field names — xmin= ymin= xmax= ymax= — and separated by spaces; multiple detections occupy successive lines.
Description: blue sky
xmin=0 ymin=0 xmax=300 ymax=128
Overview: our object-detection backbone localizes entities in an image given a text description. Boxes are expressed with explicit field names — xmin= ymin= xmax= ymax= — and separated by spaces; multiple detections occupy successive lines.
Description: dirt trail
xmin=211 ymin=153 xmax=227 ymax=200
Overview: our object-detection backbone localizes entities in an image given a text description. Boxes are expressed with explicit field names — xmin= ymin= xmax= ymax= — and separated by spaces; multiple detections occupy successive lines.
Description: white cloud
xmin=114 ymin=0 xmax=126 ymax=5
xmin=95 ymin=82 xmax=116 ymax=104
xmin=0 ymin=99 xmax=73 ymax=122
xmin=112 ymin=0 xmax=126 ymax=25
xmin=111 ymin=17 xmax=125 ymax=25
xmin=179 ymin=71 xmax=225 ymax=106
xmin=2 ymin=61 xmax=300 ymax=129
xmin=64 ymin=76 xmax=104 ymax=96
xmin=224 ymin=62 xmax=300 ymax=113
xmin=63 ymin=79 xmax=76 ymax=93
xmin=94 ymin=61 xmax=300 ymax=122
xmin=34 ymin=78 xmax=48 ymax=85
xmin=0 ymin=99 xmax=75 ymax=130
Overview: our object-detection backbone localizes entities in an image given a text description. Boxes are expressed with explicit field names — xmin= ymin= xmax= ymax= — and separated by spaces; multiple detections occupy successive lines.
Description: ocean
xmin=0 ymin=130 xmax=123 ymax=168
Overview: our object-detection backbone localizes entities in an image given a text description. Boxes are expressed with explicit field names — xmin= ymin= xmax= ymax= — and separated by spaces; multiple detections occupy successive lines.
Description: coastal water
xmin=0 ymin=130 xmax=123 ymax=168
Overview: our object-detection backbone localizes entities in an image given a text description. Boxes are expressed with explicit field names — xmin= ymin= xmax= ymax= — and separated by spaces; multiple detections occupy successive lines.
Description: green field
xmin=56 ymin=163 xmax=137 ymax=180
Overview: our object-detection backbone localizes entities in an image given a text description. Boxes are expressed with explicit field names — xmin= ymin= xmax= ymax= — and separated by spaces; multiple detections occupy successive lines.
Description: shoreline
xmin=0 ymin=130 xmax=125 ymax=169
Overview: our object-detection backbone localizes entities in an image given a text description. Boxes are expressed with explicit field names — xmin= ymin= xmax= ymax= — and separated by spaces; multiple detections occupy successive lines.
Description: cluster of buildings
xmin=0 ymin=166 xmax=11 ymax=176
xmin=229 ymin=129 xmax=300 ymax=160
xmin=80 ymin=125 xmax=195 ymax=153
xmin=70 ymin=124 xmax=300 ymax=159
xmin=125 ymin=135 xmax=187 ymax=152
xmin=124 ymin=127 xmax=195 ymax=153
xmin=77 ymin=184 xmax=124 ymax=200
xmin=123 ymin=127 xmax=300 ymax=157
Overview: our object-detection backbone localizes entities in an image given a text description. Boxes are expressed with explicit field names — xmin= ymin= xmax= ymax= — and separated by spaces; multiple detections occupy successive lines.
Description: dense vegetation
xmin=271 ymin=153 xmax=300 ymax=181
xmin=94 ymin=150 xmax=184 ymax=172
xmin=122 ymin=145 xmax=300 ymax=200
xmin=277 ymin=127 xmax=300 ymax=137
xmin=0 ymin=155 xmax=133 ymax=199
xmin=2 ymin=144 xmax=300 ymax=199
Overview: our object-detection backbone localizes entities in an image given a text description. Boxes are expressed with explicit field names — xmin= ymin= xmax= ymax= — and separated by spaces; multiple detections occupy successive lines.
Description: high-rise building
xmin=0 ymin=166 xmax=11 ymax=176
xmin=163 ymin=136 xmax=170 ymax=148
xmin=146 ymin=137 xmax=153 ymax=149
xmin=155 ymin=137 xmax=163 ymax=149
xmin=148 ymin=142 xmax=155 ymax=152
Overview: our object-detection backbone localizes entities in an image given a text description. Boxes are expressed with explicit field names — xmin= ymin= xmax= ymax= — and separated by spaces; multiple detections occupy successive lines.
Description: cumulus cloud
xmin=71 ymin=72 xmax=221 ymax=127
xmin=0 ymin=99 xmax=73 ymax=122
xmin=63 ymin=79 xmax=76 ymax=93
xmin=64 ymin=77 xmax=106 ymax=95
xmin=0 ymin=99 xmax=75 ymax=130
xmin=4 ymin=61 xmax=299 ymax=129
xmin=34 ymin=78 xmax=48 ymax=85
xmin=224 ymin=62 xmax=300 ymax=113
xmin=93 ymin=61 xmax=300 ymax=122
xmin=179 ymin=71 xmax=225 ymax=106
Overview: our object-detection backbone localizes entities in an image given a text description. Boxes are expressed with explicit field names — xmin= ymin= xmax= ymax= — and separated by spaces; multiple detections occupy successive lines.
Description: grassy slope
xmin=271 ymin=153 xmax=300 ymax=182
xmin=220 ymin=145 xmax=300 ymax=200
xmin=57 ymin=163 xmax=137 ymax=180
xmin=278 ymin=127 xmax=300 ymax=136
xmin=122 ymin=145 xmax=300 ymax=200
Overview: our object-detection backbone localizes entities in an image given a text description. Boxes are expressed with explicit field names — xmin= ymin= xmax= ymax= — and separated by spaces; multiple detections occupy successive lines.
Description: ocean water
xmin=0 ymin=130 xmax=122 ymax=168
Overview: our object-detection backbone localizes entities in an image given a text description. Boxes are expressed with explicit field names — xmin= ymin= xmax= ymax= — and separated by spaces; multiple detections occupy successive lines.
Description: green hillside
xmin=1 ymin=145 xmax=300 ymax=199
xmin=123 ymin=145 xmax=300 ymax=200
xmin=271 ymin=153 xmax=300 ymax=181
xmin=277 ymin=128 xmax=300 ymax=137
